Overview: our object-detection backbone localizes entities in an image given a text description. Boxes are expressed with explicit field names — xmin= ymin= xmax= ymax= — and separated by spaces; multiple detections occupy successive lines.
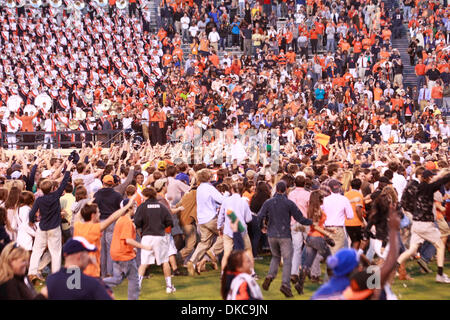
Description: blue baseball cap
xmin=63 ymin=237 xmax=97 ymax=255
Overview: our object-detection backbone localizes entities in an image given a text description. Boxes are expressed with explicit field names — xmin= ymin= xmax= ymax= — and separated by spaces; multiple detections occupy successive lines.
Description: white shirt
xmin=208 ymin=31 xmax=220 ymax=43
xmin=218 ymin=193 xmax=253 ymax=238
xmin=380 ymin=123 xmax=391 ymax=142
xmin=122 ymin=117 xmax=133 ymax=130
xmin=3 ymin=118 xmax=22 ymax=132
xmin=16 ymin=206 xmax=36 ymax=251
xmin=181 ymin=16 xmax=190 ymax=29
xmin=323 ymin=193 xmax=354 ymax=227
xmin=196 ymin=182 xmax=224 ymax=224
xmin=392 ymin=172 xmax=407 ymax=201
xmin=141 ymin=108 xmax=149 ymax=125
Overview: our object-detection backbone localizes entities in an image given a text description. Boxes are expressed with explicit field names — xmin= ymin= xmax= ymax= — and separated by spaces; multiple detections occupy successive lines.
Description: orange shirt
xmin=199 ymin=39 xmax=209 ymax=52
xmin=209 ymin=54 xmax=219 ymax=67
xmin=173 ymin=47 xmax=183 ymax=61
xmin=17 ymin=113 xmax=37 ymax=132
xmin=415 ymin=63 xmax=426 ymax=76
xmin=286 ymin=51 xmax=296 ymax=64
xmin=110 ymin=215 xmax=136 ymax=262
xmin=74 ymin=221 xmax=102 ymax=278
xmin=431 ymin=86 xmax=443 ymax=99
xmin=162 ymin=54 xmax=172 ymax=66
xmin=285 ymin=31 xmax=293 ymax=44
xmin=345 ymin=190 xmax=364 ymax=227
xmin=373 ymin=87 xmax=383 ymax=101
xmin=362 ymin=38 xmax=371 ymax=50
xmin=353 ymin=41 xmax=362 ymax=53
xmin=315 ymin=22 xmax=324 ymax=34
xmin=309 ymin=212 xmax=327 ymax=238
xmin=339 ymin=41 xmax=350 ymax=52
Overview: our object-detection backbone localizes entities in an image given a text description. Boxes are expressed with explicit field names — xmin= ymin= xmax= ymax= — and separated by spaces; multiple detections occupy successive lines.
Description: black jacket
xmin=29 ymin=171 xmax=70 ymax=231
xmin=257 ymin=193 xmax=312 ymax=238
xmin=134 ymin=199 xmax=173 ymax=236
xmin=0 ymin=275 xmax=46 ymax=300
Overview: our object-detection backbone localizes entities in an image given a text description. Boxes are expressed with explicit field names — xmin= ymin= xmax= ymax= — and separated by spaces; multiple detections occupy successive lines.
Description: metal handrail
xmin=1 ymin=129 xmax=123 ymax=149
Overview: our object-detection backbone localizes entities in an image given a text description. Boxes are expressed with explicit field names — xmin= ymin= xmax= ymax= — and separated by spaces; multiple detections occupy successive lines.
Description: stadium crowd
xmin=0 ymin=0 xmax=449 ymax=300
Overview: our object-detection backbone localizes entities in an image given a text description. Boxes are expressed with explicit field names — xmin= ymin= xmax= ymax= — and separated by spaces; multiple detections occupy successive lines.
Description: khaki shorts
xmin=437 ymin=218 xmax=450 ymax=237
xmin=141 ymin=235 xmax=169 ymax=265
xmin=410 ymin=221 xmax=442 ymax=248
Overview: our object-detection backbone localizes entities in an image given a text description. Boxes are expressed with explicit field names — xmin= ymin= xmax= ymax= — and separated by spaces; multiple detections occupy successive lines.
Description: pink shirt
xmin=288 ymin=187 xmax=310 ymax=220
xmin=323 ymin=193 xmax=354 ymax=227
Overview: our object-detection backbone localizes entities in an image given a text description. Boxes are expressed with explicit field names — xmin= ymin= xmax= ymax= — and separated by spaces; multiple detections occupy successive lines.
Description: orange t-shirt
xmin=431 ymin=86 xmax=443 ymax=99
xmin=74 ymin=221 xmax=102 ymax=278
xmin=345 ymin=190 xmax=364 ymax=227
xmin=209 ymin=54 xmax=219 ymax=67
xmin=162 ymin=54 xmax=172 ymax=66
xmin=353 ymin=41 xmax=362 ymax=53
xmin=199 ymin=39 xmax=209 ymax=52
xmin=373 ymin=87 xmax=383 ymax=101
xmin=309 ymin=211 xmax=327 ymax=238
xmin=415 ymin=63 xmax=426 ymax=75
xmin=110 ymin=215 xmax=136 ymax=262
xmin=286 ymin=51 xmax=296 ymax=63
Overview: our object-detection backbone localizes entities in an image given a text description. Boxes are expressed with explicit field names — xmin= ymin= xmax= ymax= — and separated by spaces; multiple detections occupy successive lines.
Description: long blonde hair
xmin=0 ymin=242 xmax=30 ymax=285
xmin=341 ymin=171 xmax=353 ymax=193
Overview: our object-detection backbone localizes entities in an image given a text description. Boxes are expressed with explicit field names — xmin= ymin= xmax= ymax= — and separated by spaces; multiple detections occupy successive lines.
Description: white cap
xmin=11 ymin=171 xmax=22 ymax=179
xmin=42 ymin=169 xmax=52 ymax=178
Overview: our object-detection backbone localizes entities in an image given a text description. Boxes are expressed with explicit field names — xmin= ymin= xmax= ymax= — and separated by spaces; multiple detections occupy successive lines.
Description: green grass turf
xmin=111 ymin=256 xmax=450 ymax=300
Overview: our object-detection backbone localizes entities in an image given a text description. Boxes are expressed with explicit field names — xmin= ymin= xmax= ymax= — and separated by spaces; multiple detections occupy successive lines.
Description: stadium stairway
xmin=381 ymin=0 xmax=417 ymax=89
xmin=391 ymin=37 xmax=417 ymax=89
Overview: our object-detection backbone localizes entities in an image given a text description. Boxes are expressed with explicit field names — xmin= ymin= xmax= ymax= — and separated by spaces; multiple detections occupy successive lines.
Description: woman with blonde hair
xmin=0 ymin=242 xmax=46 ymax=299
xmin=341 ymin=171 xmax=354 ymax=193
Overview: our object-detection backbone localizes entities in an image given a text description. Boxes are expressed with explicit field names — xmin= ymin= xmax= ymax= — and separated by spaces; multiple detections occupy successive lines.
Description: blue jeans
xmin=417 ymin=75 xmax=426 ymax=89
xmin=268 ymin=237 xmax=293 ymax=287
xmin=248 ymin=216 xmax=262 ymax=258
xmin=100 ymin=221 xmax=115 ymax=277
xmin=403 ymin=6 xmax=411 ymax=20
xmin=103 ymin=259 xmax=140 ymax=300
xmin=302 ymin=236 xmax=331 ymax=271
xmin=326 ymin=38 xmax=335 ymax=52
xmin=419 ymin=241 xmax=436 ymax=263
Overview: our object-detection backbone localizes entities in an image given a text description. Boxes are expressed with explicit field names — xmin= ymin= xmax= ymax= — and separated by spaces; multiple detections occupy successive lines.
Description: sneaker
xmin=290 ymin=274 xmax=299 ymax=284
xmin=294 ymin=281 xmax=304 ymax=295
xmin=280 ymin=284 xmax=294 ymax=298
xmin=254 ymin=256 xmax=263 ymax=261
xmin=166 ymin=285 xmax=177 ymax=294
xmin=252 ymin=273 xmax=259 ymax=281
xmin=436 ymin=273 xmax=450 ymax=283
xmin=310 ymin=276 xmax=323 ymax=284
xmin=262 ymin=277 xmax=273 ymax=291
xmin=187 ymin=261 xmax=195 ymax=276
xmin=417 ymin=258 xmax=432 ymax=273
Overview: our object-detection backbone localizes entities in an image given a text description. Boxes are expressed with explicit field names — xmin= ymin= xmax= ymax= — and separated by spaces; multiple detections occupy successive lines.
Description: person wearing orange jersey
xmin=73 ymin=196 xmax=136 ymax=279
xmin=431 ymin=80 xmax=444 ymax=109
xmin=309 ymin=25 xmax=318 ymax=55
